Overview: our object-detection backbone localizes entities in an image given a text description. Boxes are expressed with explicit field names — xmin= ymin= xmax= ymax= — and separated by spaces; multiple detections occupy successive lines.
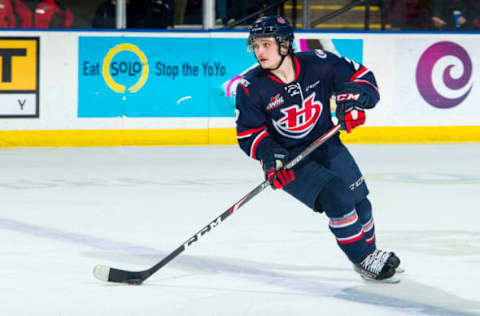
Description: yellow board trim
xmin=0 ymin=128 xmax=235 ymax=147
xmin=0 ymin=126 xmax=479 ymax=147
xmin=339 ymin=126 xmax=480 ymax=143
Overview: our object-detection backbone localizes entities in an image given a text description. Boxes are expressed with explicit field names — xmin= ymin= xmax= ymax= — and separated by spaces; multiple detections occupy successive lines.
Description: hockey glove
xmin=261 ymin=148 xmax=295 ymax=190
xmin=335 ymin=83 xmax=368 ymax=133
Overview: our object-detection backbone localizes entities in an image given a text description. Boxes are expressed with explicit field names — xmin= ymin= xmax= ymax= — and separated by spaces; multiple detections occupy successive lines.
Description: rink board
xmin=0 ymin=30 xmax=479 ymax=146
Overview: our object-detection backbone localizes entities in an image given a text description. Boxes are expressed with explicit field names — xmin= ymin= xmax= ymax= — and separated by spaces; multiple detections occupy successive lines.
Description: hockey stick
xmin=93 ymin=124 xmax=341 ymax=285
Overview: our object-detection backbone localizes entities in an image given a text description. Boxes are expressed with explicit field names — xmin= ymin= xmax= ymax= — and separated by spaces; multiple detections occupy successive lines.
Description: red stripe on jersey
xmin=240 ymin=84 xmax=249 ymax=96
xmin=267 ymin=72 xmax=284 ymax=84
xmin=350 ymin=67 xmax=369 ymax=82
xmin=250 ymin=130 xmax=269 ymax=159
xmin=353 ymin=79 xmax=379 ymax=94
xmin=293 ymin=55 xmax=301 ymax=81
xmin=265 ymin=55 xmax=301 ymax=84
xmin=237 ymin=126 xmax=267 ymax=138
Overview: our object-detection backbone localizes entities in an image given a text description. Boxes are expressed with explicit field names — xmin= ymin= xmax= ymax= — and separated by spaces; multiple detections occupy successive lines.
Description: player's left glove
xmin=261 ymin=148 xmax=295 ymax=190
xmin=335 ymin=83 xmax=368 ymax=133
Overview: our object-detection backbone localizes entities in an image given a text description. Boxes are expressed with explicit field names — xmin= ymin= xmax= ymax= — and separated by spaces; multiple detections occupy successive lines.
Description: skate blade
xmin=395 ymin=266 xmax=405 ymax=273
xmin=360 ymin=274 xmax=400 ymax=284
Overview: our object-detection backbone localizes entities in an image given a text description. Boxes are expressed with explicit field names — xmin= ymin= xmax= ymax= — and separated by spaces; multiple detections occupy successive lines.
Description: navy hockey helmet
xmin=248 ymin=16 xmax=294 ymax=53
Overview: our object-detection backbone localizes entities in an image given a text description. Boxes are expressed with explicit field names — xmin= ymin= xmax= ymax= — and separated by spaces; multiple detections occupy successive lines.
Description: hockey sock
xmin=356 ymin=198 xmax=376 ymax=252
xmin=328 ymin=209 xmax=371 ymax=262
xmin=316 ymin=177 xmax=371 ymax=262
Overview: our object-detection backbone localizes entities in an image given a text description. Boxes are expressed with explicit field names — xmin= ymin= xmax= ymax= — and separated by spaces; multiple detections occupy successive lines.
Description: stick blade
xmin=93 ymin=264 xmax=144 ymax=285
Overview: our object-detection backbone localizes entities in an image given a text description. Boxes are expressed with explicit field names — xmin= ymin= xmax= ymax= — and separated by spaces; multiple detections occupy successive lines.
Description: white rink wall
xmin=0 ymin=30 xmax=479 ymax=146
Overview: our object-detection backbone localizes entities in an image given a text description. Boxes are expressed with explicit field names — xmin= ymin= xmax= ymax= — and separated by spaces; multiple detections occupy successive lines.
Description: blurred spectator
xmin=215 ymin=0 xmax=226 ymax=25
xmin=0 ymin=0 xmax=16 ymax=27
xmin=229 ymin=0 xmax=248 ymax=25
xmin=216 ymin=0 xmax=249 ymax=26
xmin=129 ymin=0 xmax=174 ymax=29
xmin=14 ymin=0 xmax=73 ymax=28
xmin=431 ymin=0 xmax=480 ymax=30
xmin=150 ymin=0 xmax=174 ymax=28
xmin=174 ymin=0 xmax=187 ymax=24
xmin=386 ymin=0 xmax=430 ymax=30
xmin=464 ymin=0 xmax=480 ymax=29
xmin=92 ymin=0 xmax=116 ymax=28
xmin=183 ymin=0 xmax=201 ymax=24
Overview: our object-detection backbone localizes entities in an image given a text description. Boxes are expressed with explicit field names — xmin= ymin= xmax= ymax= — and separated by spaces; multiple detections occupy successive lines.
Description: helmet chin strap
xmin=258 ymin=45 xmax=289 ymax=71
xmin=269 ymin=54 xmax=287 ymax=71
xmin=257 ymin=55 xmax=286 ymax=71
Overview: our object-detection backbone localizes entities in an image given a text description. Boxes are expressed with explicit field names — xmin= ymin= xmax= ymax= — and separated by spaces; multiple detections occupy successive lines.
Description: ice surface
xmin=0 ymin=143 xmax=479 ymax=316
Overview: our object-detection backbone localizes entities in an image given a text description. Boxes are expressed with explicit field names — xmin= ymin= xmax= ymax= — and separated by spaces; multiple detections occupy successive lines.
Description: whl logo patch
xmin=266 ymin=93 xmax=284 ymax=110
xmin=272 ymin=92 xmax=322 ymax=139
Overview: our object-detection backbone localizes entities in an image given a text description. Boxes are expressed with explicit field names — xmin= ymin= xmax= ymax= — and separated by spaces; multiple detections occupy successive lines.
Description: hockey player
xmin=235 ymin=16 xmax=401 ymax=282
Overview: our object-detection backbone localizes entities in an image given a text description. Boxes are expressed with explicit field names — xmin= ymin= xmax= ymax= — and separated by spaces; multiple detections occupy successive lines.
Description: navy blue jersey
xmin=235 ymin=50 xmax=380 ymax=162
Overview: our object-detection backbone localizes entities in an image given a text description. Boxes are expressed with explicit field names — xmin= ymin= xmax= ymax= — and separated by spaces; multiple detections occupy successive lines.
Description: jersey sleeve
xmin=329 ymin=53 xmax=380 ymax=109
xmin=235 ymin=79 xmax=282 ymax=161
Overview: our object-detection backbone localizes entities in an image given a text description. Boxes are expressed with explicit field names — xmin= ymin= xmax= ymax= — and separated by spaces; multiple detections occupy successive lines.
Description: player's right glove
xmin=335 ymin=83 xmax=368 ymax=133
xmin=261 ymin=148 xmax=295 ymax=190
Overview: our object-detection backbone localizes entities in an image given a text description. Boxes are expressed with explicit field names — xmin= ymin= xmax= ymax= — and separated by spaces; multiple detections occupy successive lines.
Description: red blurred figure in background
xmin=14 ymin=0 xmax=72 ymax=28
xmin=0 ymin=0 xmax=16 ymax=27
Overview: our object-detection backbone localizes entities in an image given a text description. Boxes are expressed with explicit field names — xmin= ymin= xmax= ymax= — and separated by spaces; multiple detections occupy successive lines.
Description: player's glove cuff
xmin=335 ymin=83 xmax=369 ymax=133
xmin=261 ymin=148 xmax=295 ymax=190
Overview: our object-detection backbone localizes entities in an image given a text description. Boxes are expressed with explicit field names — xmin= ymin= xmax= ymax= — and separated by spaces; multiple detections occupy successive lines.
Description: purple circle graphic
xmin=416 ymin=41 xmax=473 ymax=109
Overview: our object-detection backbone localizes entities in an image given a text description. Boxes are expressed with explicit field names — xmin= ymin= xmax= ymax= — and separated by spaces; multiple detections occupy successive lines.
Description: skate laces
xmin=361 ymin=249 xmax=391 ymax=274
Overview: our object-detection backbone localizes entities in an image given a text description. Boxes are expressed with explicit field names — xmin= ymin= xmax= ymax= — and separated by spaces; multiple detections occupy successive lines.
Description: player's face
xmin=252 ymin=37 xmax=281 ymax=69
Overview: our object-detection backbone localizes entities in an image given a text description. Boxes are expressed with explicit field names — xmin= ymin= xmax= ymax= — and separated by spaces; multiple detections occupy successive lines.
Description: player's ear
xmin=280 ymin=41 xmax=290 ymax=55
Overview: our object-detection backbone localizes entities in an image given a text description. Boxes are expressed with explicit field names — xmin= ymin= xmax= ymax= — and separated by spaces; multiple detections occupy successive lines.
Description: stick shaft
xmin=95 ymin=124 xmax=340 ymax=284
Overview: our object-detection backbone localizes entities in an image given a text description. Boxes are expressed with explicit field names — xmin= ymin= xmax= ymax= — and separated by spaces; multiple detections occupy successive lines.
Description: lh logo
xmin=272 ymin=92 xmax=322 ymax=139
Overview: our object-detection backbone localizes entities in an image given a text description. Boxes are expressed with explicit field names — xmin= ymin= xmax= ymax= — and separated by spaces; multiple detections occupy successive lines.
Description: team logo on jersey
xmin=272 ymin=92 xmax=323 ymax=139
xmin=266 ymin=93 xmax=284 ymax=110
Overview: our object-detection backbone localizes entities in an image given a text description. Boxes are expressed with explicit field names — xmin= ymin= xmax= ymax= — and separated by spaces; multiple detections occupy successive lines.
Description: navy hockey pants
xmin=283 ymin=144 xmax=376 ymax=262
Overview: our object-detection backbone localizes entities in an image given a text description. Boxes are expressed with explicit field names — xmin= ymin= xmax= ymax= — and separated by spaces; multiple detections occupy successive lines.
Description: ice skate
xmin=387 ymin=251 xmax=405 ymax=273
xmin=354 ymin=249 xmax=400 ymax=283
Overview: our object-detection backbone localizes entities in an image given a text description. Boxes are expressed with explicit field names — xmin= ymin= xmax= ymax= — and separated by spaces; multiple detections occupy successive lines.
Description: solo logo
xmin=0 ymin=37 xmax=39 ymax=117
xmin=416 ymin=41 xmax=473 ymax=109
xmin=102 ymin=43 xmax=149 ymax=94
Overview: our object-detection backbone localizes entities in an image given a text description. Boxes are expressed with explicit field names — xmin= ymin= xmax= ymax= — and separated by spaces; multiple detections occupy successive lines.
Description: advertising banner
xmin=1 ymin=30 xmax=478 ymax=147
xmin=0 ymin=37 xmax=39 ymax=118
xmin=395 ymin=38 xmax=478 ymax=126
xmin=78 ymin=36 xmax=254 ymax=118
xmin=78 ymin=36 xmax=363 ymax=119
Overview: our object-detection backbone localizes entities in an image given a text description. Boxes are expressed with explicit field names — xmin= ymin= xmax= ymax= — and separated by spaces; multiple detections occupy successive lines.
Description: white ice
xmin=0 ymin=143 xmax=479 ymax=316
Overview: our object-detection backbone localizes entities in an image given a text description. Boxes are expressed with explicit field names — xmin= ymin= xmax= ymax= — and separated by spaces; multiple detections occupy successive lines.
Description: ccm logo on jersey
xmin=266 ymin=93 xmax=285 ymax=110
xmin=336 ymin=93 xmax=360 ymax=102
